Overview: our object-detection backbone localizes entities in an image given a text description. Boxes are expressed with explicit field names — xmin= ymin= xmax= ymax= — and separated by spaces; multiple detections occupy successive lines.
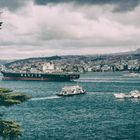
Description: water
xmin=0 ymin=72 xmax=140 ymax=140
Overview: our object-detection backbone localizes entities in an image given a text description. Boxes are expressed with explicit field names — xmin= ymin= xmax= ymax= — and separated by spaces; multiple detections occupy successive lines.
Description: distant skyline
xmin=0 ymin=0 xmax=140 ymax=59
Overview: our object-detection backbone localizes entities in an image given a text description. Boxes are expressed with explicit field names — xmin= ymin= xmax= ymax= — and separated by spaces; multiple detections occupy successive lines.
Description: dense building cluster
xmin=1 ymin=51 xmax=140 ymax=73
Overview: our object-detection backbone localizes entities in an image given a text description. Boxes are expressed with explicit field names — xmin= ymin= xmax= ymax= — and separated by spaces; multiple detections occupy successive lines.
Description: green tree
xmin=0 ymin=88 xmax=31 ymax=140
xmin=0 ymin=120 xmax=21 ymax=140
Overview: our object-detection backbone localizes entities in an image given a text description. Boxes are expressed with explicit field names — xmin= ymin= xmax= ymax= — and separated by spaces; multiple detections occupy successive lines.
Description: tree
xmin=0 ymin=88 xmax=31 ymax=140
xmin=0 ymin=120 xmax=21 ymax=140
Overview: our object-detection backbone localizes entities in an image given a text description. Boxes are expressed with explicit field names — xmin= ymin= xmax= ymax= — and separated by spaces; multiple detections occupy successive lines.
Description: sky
xmin=0 ymin=0 xmax=140 ymax=59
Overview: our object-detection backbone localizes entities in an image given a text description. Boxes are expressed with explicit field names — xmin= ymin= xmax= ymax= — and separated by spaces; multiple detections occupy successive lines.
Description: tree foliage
xmin=0 ymin=92 xmax=31 ymax=106
xmin=0 ymin=120 xmax=21 ymax=140
xmin=0 ymin=88 xmax=31 ymax=139
xmin=0 ymin=88 xmax=12 ymax=93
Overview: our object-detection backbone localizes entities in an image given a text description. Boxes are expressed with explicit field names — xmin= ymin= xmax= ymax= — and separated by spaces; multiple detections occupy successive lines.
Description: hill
xmin=1 ymin=49 xmax=140 ymax=72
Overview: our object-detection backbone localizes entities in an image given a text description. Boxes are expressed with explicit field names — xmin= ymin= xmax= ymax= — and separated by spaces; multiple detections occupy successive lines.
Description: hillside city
xmin=1 ymin=50 xmax=140 ymax=73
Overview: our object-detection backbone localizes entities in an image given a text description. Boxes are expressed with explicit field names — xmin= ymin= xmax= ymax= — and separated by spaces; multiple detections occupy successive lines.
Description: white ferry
xmin=57 ymin=85 xmax=86 ymax=96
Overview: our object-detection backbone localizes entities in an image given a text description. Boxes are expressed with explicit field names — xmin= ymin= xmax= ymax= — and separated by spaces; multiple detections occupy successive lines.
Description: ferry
xmin=57 ymin=85 xmax=86 ymax=96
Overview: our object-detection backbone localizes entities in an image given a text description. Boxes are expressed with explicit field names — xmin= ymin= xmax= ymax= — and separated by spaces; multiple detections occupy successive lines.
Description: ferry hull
xmin=57 ymin=92 xmax=86 ymax=96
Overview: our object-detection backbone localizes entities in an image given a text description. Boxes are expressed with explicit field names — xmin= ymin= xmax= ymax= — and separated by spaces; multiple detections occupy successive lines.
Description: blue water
xmin=0 ymin=72 xmax=140 ymax=140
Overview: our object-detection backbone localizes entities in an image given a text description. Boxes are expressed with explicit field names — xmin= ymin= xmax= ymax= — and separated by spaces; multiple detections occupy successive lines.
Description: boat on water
xmin=123 ymin=72 xmax=140 ymax=78
xmin=57 ymin=85 xmax=86 ymax=96
xmin=114 ymin=93 xmax=127 ymax=99
xmin=130 ymin=90 xmax=140 ymax=98
xmin=1 ymin=63 xmax=80 ymax=81
xmin=114 ymin=90 xmax=140 ymax=99
xmin=1 ymin=71 xmax=80 ymax=81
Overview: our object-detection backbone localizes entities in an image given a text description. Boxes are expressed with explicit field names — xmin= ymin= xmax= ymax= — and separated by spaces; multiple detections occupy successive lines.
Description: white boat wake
xmin=87 ymin=92 xmax=120 ymax=95
xmin=30 ymin=95 xmax=60 ymax=101
xmin=75 ymin=79 xmax=140 ymax=83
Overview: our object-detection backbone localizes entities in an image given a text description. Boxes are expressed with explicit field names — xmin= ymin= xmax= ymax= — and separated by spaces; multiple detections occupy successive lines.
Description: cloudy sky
xmin=0 ymin=0 xmax=140 ymax=59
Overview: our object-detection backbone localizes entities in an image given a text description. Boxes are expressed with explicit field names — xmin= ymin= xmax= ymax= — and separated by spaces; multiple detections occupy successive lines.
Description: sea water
xmin=0 ymin=72 xmax=140 ymax=140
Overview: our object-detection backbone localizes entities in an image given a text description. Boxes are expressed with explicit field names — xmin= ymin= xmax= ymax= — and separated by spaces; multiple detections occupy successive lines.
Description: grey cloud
xmin=37 ymin=27 xmax=79 ymax=41
xmin=0 ymin=0 xmax=139 ymax=12
xmin=113 ymin=0 xmax=140 ymax=12
xmin=34 ymin=0 xmax=140 ymax=12
xmin=34 ymin=0 xmax=124 ymax=5
xmin=0 ymin=0 xmax=30 ymax=11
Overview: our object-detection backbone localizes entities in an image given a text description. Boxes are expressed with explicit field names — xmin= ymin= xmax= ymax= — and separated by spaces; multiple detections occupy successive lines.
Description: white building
xmin=42 ymin=62 xmax=55 ymax=73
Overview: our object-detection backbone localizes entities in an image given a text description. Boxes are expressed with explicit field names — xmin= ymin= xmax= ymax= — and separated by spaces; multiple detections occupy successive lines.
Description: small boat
xmin=114 ymin=90 xmax=140 ymax=99
xmin=130 ymin=90 xmax=140 ymax=98
xmin=57 ymin=85 xmax=86 ymax=96
xmin=123 ymin=73 xmax=140 ymax=78
xmin=114 ymin=93 xmax=126 ymax=99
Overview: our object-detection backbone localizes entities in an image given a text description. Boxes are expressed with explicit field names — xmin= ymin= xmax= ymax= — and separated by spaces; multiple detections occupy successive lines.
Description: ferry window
xmin=24 ymin=74 xmax=26 ymax=77
xmin=39 ymin=74 xmax=41 ymax=77
xmin=35 ymin=74 xmax=37 ymax=77
xmin=21 ymin=74 xmax=23 ymax=77
xmin=31 ymin=74 xmax=34 ymax=77
xmin=28 ymin=74 xmax=30 ymax=77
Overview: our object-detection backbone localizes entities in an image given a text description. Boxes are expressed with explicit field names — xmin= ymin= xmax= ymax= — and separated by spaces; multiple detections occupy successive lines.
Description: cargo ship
xmin=1 ymin=71 xmax=80 ymax=81
xmin=1 ymin=63 xmax=80 ymax=81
